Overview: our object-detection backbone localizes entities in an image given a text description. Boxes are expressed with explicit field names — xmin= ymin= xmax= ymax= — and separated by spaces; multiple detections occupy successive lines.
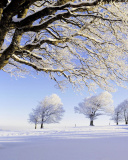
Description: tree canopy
xmin=74 ymin=91 xmax=114 ymax=125
xmin=1 ymin=0 xmax=128 ymax=91
xmin=29 ymin=94 xmax=65 ymax=128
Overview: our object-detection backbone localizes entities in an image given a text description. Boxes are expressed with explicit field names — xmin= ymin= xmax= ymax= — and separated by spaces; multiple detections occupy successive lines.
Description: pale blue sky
xmin=0 ymin=70 xmax=128 ymax=130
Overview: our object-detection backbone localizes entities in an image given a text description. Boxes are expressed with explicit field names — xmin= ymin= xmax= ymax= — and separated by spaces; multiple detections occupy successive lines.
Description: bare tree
xmin=0 ymin=0 xmax=128 ymax=91
xmin=34 ymin=94 xmax=65 ymax=128
xmin=75 ymin=91 xmax=114 ymax=126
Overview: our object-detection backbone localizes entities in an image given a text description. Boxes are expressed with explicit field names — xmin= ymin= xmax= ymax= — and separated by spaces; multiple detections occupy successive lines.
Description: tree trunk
xmin=125 ymin=121 xmax=128 ymax=125
xmin=116 ymin=122 xmax=118 ymax=125
xmin=41 ymin=123 xmax=44 ymax=129
xmin=90 ymin=120 xmax=94 ymax=126
xmin=35 ymin=124 xmax=37 ymax=129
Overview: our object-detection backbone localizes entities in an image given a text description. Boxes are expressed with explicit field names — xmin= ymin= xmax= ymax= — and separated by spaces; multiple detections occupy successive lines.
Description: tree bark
xmin=35 ymin=124 xmax=37 ymax=129
xmin=41 ymin=123 xmax=44 ymax=129
xmin=90 ymin=120 xmax=94 ymax=126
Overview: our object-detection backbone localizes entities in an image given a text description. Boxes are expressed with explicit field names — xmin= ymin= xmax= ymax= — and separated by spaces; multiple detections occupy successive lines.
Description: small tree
xmin=28 ymin=109 xmax=40 ymax=129
xmin=117 ymin=100 xmax=128 ymax=125
xmin=112 ymin=106 xmax=123 ymax=125
xmin=36 ymin=94 xmax=65 ymax=128
xmin=74 ymin=91 xmax=114 ymax=126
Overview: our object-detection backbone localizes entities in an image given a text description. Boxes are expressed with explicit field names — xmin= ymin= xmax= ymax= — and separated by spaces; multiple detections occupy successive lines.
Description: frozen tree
xmin=112 ymin=106 xmax=123 ymax=125
xmin=36 ymin=94 xmax=65 ymax=128
xmin=28 ymin=109 xmax=40 ymax=129
xmin=75 ymin=91 xmax=114 ymax=126
xmin=1 ymin=0 xmax=128 ymax=91
xmin=117 ymin=100 xmax=128 ymax=125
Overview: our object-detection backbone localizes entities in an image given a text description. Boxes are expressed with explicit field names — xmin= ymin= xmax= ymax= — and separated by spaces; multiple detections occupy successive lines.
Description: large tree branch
xmin=11 ymin=54 xmax=69 ymax=79
xmin=2 ymin=0 xmax=38 ymax=21
xmin=11 ymin=0 xmax=127 ymax=29
xmin=0 ymin=0 xmax=8 ymax=20
xmin=21 ymin=37 xmax=70 ymax=52
xmin=12 ymin=1 xmax=99 ymax=28
xmin=22 ymin=11 xmax=71 ymax=32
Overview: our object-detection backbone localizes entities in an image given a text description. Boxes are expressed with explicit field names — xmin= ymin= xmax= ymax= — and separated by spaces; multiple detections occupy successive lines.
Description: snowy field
xmin=0 ymin=125 xmax=128 ymax=160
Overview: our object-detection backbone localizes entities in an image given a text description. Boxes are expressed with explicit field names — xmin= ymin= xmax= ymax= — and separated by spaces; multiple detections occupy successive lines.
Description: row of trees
xmin=29 ymin=92 xmax=128 ymax=128
xmin=29 ymin=91 xmax=115 ymax=128
xmin=112 ymin=100 xmax=128 ymax=125
xmin=75 ymin=92 xmax=128 ymax=126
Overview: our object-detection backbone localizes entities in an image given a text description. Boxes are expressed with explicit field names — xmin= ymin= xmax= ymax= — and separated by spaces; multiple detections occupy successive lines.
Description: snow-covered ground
xmin=0 ymin=125 xmax=128 ymax=160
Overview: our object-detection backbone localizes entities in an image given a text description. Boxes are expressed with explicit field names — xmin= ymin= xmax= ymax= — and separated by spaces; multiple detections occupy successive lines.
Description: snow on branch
xmin=1 ymin=0 xmax=128 ymax=91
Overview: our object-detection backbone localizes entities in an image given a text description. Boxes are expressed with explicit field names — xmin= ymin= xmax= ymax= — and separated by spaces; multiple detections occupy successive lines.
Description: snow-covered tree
xmin=74 ymin=91 xmax=114 ymax=126
xmin=1 ymin=0 xmax=128 ymax=91
xmin=28 ymin=109 xmax=40 ymax=129
xmin=35 ymin=94 xmax=65 ymax=128
xmin=112 ymin=106 xmax=123 ymax=125
xmin=117 ymin=100 xmax=128 ymax=125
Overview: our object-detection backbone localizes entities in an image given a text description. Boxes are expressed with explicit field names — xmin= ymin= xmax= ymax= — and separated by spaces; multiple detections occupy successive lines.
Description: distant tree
xmin=36 ymin=94 xmax=65 ymax=128
xmin=28 ymin=109 xmax=40 ymax=129
xmin=74 ymin=91 xmax=114 ymax=126
xmin=117 ymin=100 xmax=128 ymax=125
xmin=1 ymin=0 xmax=128 ymax=91
xmin=112 ymin=106 xmax=123 ymax=125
